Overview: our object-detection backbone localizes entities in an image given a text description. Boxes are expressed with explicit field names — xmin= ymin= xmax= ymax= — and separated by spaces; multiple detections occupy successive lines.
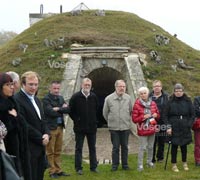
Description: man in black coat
xmin=69 ymin=78 xmax=99 ymax=175
xmin=43 ymin=81 xmax=70 ymax=178
xmin=15 ymin=71 xmax=50 ymax=180
xmin=149 ymin=80 xmax=169 ymax=163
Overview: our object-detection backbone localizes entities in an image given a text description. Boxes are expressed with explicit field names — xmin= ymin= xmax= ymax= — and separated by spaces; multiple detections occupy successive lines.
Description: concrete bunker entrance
xmin=88 ymin=67 xmax=123 ymax=127
xmin=61 ymin=48 xmax=147 ymax=147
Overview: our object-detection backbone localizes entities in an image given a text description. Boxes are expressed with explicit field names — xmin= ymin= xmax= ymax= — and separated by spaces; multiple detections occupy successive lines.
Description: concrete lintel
xmin=71 ymin=50 xmax=129 ymax=54
xmin=77 ymin=53 xmax=129 ymax=59
xmin=71 ymin=47 xmax=131 ymax=54
xmin=71 ymin=46 xmax=131 ymax=50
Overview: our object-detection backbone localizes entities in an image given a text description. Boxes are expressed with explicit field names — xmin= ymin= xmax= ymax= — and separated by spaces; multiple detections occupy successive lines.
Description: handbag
xmin=0 ymin=150 xmax=20 ymax=180
xmin=192 ymin=118 xmax=200 ymax=130
xmin=0 ymin=120 xmax=7 ymax=140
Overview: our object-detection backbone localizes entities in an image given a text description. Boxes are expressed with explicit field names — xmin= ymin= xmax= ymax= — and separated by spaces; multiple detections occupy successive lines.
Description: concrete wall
xmin=60 ymin=48 xmax=147 ymax=150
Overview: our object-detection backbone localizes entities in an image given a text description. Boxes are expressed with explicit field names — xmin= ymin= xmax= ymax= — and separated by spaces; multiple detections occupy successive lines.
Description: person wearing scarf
xmin=132 ymin=86 xmax=160 ymax=171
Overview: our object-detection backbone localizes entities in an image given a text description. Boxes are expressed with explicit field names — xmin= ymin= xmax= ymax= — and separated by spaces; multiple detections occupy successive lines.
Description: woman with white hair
xmin=132 ymin=86 xmax=160 ymax=171
xmin=6 ymin=71 xmax=20 ymax=94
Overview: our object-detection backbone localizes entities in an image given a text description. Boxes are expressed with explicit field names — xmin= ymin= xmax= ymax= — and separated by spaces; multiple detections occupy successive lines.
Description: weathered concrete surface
xmin=60 ymin=47 xmax=146 ymax=151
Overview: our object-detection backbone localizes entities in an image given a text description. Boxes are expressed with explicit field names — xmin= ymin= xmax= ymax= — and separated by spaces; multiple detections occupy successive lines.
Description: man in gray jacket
xmin=103 ymin=80 xmax=132 ymax=171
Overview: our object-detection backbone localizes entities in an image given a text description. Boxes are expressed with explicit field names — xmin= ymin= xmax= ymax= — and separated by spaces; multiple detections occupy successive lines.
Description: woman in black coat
xmin=0 ymin=73 xmax=31 ymax=180
xmin=164 ymin=83 xmax=194 ymax=172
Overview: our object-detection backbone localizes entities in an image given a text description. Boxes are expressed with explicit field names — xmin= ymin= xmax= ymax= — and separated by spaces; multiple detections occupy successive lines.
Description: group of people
xmin=0 ymin=71 xmax=199 ymax=180
xmin=0 ymin=71 xmax=50 ymax=180
xmin=132 ymin=81 xmax=195 ymax=173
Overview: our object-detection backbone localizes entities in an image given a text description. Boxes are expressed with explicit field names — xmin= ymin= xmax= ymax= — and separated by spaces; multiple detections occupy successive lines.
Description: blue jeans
xmin=75 ymin=132 xmax=97 ymax=171
xmin=110 ymin=130 xmax=130 ymax=168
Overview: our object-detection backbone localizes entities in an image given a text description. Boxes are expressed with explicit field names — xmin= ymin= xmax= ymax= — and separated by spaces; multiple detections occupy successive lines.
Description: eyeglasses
xmin=83 ymin=84 xmax=91 ymax=87
xmin=26 ymin=83 xmax=38 ymax=87
xmin=174 ymin=90 xmax=183 ymax=93
xmin=4 ymin=82 xmax=14 ymax=88
xmin=116 ymin=86 xmax=126 ymax=88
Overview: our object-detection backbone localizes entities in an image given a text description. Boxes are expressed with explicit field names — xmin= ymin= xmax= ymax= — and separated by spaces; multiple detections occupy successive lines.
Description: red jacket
xmin=132 ymin=98 xmax=160 ymax=136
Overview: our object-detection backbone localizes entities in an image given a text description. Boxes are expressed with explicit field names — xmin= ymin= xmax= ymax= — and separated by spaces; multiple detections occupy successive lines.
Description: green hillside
xmin=0 ymin=10 xmax=200 ymax=98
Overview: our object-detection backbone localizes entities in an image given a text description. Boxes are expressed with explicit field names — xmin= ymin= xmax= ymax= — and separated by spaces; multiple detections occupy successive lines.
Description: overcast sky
xmin=0 ymin=0 xmax=199 ymax=50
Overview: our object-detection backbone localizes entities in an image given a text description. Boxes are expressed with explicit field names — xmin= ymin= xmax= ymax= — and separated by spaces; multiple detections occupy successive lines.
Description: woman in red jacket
xmin=132 ymin=87 xmax=160 ymax=171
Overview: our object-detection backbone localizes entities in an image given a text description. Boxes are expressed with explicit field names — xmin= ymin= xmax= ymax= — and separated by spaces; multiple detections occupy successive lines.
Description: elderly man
xmin=69 ymin=78 xmax=99 ymax=175
xmin=103 ymin=79 xmax=132 ymax=171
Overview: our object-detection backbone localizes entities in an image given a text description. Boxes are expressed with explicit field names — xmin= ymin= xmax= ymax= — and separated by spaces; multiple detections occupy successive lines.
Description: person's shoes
xmin=196 ymin=162 xmax=200 ymax=166
xmin=137 ymin=165 xmax=144 ymax=172
xmin=172 ymin=164 xmax=179 ymax=172
xmin=57 ymin=172 xmax=71 ymax=176
xmin=157 ymin=159 xmax=164 ymax=163
xmin=111 ymin=167 xmax=118 ymax=171
xmin=147 ymin=162 xmax=155 ymax=168
xmin=122 ymin=166 xmax=130 ymax=170
xmin=183 ymin=162 xmax=189 ymax=171
xmin=90 ymin=168 xmax=99 ymax=173
xmin=77 ymin=169 xmax=83 ymax=175
xmin=49 ymin=173 xmax=59 ymax=178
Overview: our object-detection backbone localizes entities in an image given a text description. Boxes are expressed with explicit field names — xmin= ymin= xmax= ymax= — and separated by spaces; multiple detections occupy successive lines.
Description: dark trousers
xmin=75 ymin=132 xmax=97 ymax=171
xmin=152 ymin=132 xmax=165 ymax=162
xmin=110 ymin=130 xmax=130 ymax=168
xmin=4 ymin=131 xmax=22 ymax=177
xmin=171 ymin=144 xmax=187 ymax=163
xmin=30 ymin=150 xmax=46 ymax=180
xmin=194 ymin=130 xmax=200 ymax=163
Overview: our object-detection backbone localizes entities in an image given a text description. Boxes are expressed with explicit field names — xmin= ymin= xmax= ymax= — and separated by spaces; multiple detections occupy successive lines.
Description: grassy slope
xmin=0 ymin=10 xmax=200 ymax=98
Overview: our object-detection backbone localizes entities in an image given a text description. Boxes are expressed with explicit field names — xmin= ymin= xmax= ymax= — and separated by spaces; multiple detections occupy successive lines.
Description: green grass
xmin=44 ymin=142 xmax=200 ymax=180
xmin=0 ymin=10 xmax=200 ymax=99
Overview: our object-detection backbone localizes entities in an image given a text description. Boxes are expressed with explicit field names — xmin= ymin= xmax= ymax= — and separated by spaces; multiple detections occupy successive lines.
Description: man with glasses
xmin=69 ymin=78 xmax=99 ymax=175
xmin=15 ymin=71 xmax=50 ymax=180
xmin=149 ymin=80 xmax=169 ymax=163
xmin=103 ymin=80 xmax=132 ymax=171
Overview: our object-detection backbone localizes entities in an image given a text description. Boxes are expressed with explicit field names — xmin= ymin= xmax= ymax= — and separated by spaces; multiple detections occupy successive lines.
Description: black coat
xmin=193 ymin=96 xmax=200 ymax=118
xmin=14 ymin=90 xmax=50 ymax=156
xmin=149 ymin=90 xmax=169 ymax=125
xmin=0 ymin=96 xmax=31 ymax=180
xmin=42 ymin=93 xmax=70 ymax=130
xmin=163 ymin=94 xmax=195 ymax=146
xmin=69 ymin=91 xmax=98 ymax=133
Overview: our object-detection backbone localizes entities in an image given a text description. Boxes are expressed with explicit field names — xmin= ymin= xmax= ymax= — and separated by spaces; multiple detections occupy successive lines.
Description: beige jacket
xmin=103 ymin=92 xmax=132 ymax=130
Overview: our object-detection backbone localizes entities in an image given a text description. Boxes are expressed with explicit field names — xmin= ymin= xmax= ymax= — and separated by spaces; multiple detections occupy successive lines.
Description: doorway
xmin=88 ymin=67 xmax=123 ymax=127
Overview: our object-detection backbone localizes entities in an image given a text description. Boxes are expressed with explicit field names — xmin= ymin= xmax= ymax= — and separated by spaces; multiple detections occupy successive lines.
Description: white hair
xmin=138 ymin=86 xmax=149 ymax=94
xmin=6 ymin=71 xmax=19 ymax=82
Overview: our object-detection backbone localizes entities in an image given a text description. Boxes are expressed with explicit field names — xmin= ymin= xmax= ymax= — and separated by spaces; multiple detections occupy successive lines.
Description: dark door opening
xmin=88 ymin=67 xmax=122 ymax=128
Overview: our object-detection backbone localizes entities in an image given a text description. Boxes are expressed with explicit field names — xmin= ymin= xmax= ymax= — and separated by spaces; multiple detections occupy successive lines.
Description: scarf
xmin=139 ymin=98 xmax=152 ymax=115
